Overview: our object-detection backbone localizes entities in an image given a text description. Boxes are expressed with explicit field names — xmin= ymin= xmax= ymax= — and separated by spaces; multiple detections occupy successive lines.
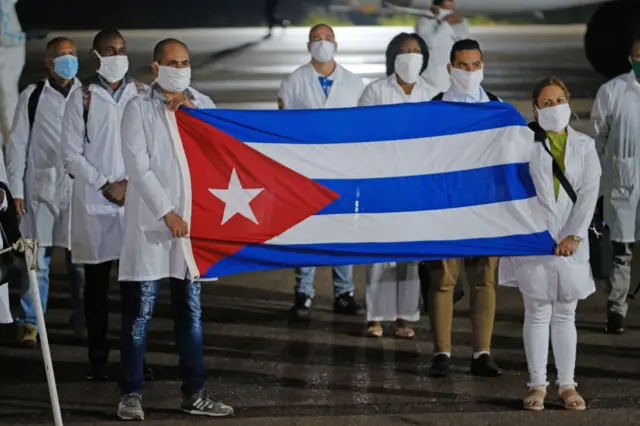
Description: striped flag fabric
xmin=169 ymin=101 xmax=555 ymax=280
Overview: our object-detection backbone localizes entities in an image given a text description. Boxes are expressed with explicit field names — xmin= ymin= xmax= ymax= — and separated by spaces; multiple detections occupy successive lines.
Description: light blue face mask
xmin=53 ymin=54 xmax=79 ymax=80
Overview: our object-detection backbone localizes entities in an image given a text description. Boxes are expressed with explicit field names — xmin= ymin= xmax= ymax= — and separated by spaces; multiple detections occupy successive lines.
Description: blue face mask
xmin=53 ymin=54 xmax=79 ymax=80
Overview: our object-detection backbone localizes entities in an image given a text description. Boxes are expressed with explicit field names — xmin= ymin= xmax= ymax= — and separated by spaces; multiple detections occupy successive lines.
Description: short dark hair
xmin=449 ymin=38 xmax=482 ymax=64
xmin=385 ymin=32 xmax=429 ymax=77
xmin=432 ymin=0 xmax=446 ymax=6
xmin=153 ymin=38 xmax=189 ymax=63
xmin=92 ymin=29 xmax=124 ymax=51
xmin=45 ymin=36 xmax=73 ymax=58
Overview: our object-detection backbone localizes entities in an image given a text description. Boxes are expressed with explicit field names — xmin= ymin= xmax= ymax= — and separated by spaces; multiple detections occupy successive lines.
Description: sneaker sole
xmin=117 ymin=412 xmax=144 ymax=421
xmin=181 ymin=408 xmax=234 ymax=417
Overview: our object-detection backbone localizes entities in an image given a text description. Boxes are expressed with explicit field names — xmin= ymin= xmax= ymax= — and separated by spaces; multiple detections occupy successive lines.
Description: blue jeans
xmin=18 ymin=247 xmax=85 ymax=330
xmin=119 ymin=279 xmax=206 ymax=397
xmin=294 ymin=265 xmax=354 ymax=298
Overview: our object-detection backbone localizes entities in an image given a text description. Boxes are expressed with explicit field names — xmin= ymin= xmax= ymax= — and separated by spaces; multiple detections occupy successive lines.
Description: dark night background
xmin=16 ymin=0 xmax=598 ymax=31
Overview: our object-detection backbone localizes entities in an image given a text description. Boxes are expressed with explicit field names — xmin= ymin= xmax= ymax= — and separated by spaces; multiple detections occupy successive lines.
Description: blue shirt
xmin=318 ymin=76 xmax=334 ymax=98
xmin=96 ymin=74 xmax=128 ymax=102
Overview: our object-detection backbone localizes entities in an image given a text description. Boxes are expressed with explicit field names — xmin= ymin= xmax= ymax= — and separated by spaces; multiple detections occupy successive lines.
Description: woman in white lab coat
xmin=359 ymin=32 xmax=436 ymax=339
xmin=499 ymin=77 xmax=601 ymax=411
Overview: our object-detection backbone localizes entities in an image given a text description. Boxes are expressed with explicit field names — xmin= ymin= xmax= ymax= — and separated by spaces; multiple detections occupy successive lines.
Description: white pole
xmin=24 ymin=238 xmax=63 ymax=426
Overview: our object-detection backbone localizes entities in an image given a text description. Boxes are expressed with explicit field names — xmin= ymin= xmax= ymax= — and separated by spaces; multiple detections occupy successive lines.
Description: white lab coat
xmin=591 ymin=71 xmax=640 ymax=242
xmin=118 ymin=87 xmax=216 ymax=282
xmin=278 ymin=62 xmax=365 ymax=109
xmin=359 ymin=77 xmax=431 ymax=322
xmin=499 ymin=127 xmax=602 ymax=302
xmin=0 ymin=0 xmax=26 ymax=148
xmin=6 ymin=78 xmax=81 ymax=248
xmin=415 ymin=10 xmax=468 ymax=93
xmin=358 ymin=74 xmax=438 ymax=106
xmin=61 ymin=79 xmax=147 ymax=264
xmin=441 ymin=85 xmax=493 ymax=103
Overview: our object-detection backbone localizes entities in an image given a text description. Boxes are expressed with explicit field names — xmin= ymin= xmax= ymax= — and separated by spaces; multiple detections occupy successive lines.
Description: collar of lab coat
xmin=149 ymin=82 xmax=196 ymax=102
xmin=443 ymin=85 xmax=489 ymax=103
xmin=302 ymin=61 xmax=344 ymax=106
xmin=388 ymin=73 xmax=429 ymax=98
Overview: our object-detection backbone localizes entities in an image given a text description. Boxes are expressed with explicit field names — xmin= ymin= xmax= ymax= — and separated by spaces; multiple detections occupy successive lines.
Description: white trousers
xmin=522 ymin=293 xmax=578 ymax=389
xmin=0 ymin=45 xmax=25 ymax=147
xmin=366 ymin=262 xmax=420 ymax=322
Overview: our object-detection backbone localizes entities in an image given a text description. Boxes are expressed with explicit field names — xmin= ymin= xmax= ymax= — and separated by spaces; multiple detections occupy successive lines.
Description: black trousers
xmin=265 ymin=0 xmax=280 ymax=29
xmin=84 ymin=261 xmax=114 ymax=367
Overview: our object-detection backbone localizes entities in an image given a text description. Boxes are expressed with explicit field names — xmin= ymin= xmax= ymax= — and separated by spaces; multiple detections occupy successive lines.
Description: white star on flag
xmin=209 ymin=168 xmax=265 ymax=225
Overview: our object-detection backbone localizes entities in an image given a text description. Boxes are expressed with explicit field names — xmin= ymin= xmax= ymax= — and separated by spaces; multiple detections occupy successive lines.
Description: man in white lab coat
xmin=278 ymin=23 xmax=365 ymax=320
xmin=61 ymin=29 xmax=148 ymax=381
xmin=415 ymin=0 xmax=468 ymax=93
xmin=427 ymin=39 xmax=503 ymax=379
xmin=117 ymin=38 xmax=232 ymax=421
xmin=0 ymin=0 xmax=26 ymax=148
xmin=591 ymin=35 xmax=640 ymax=335
xmin=6 ymin=37 xmax=85 ymax=348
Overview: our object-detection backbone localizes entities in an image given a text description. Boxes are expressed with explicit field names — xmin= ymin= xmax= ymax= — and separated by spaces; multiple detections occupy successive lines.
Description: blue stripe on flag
xmin=201 ymin=232 xmax=555 ymax=278
xmin=183 ymin=101 xmax=526 ymax=145
xmin=315 ymin=163 xmax=535 ymax=215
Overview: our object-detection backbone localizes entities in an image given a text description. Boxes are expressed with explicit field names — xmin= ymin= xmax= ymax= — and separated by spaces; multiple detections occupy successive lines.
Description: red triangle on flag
xmin=175 ymin=110 xmax=340 ymax=274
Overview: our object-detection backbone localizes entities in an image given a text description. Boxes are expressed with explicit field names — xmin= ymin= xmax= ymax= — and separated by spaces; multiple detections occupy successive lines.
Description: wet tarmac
xmin=1 ymin=257 xmax=640 ymax=425
xmin=2 ymin=25 xmax=638 ymax=426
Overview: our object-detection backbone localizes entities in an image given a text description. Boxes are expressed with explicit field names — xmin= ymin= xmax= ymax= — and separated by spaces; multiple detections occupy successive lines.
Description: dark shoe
xmin=290 ymin=293 xmax=312 ymax=320
xmin=181 ymin=389 xmax=234 ymax=417
xmin=471 ymin=353 xmax=503 ymax=377
xmin=605 ymin=311 xmax=625 ymax=334
xmin=334 ymin=292 xmax=364 ymax=316
xmin=85 ymin=364 xmax=109 ymax=381
xmin=143 ymin=363 xmax=154 ymax=381
xmin=428 ymin=354 xmax=451 ymax=378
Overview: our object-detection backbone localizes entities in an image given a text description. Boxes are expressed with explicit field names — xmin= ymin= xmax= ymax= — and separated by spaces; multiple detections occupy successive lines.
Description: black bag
xmin=528 ymin=122 xmax=612 ymax=279
xmin=0 ymin=183 xmax=23 ymax=284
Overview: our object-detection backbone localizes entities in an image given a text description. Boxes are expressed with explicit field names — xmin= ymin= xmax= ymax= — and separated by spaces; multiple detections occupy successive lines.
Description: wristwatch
xmin=570 ymin=235 xmax=583 ymax=243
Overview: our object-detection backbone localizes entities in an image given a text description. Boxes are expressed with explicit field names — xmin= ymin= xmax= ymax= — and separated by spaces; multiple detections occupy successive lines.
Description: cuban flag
xmin=169 ymin=101 xmax=555 ymax=280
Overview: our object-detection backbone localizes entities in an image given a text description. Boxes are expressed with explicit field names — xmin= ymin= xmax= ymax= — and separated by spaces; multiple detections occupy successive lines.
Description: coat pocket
xmin=608 ymin=157 xmax=636 ymax=197
xmin=33 ymin=168 xmax=57 ymax=205
xmin=85 ymin=185 xmax=118 ymax=215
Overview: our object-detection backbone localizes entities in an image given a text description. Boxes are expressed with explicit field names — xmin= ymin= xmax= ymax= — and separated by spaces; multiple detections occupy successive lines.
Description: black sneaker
xmin=85 ymin=364 xmax=109 ymax=381
xmin=117 ymin=393 xmax=144 ymax=421
xmin=290 ymin=293 xmax=312 ymax=320
xmin=428 ymin=354 xmax=451 ymax=378
xmin=181 ymin=389 xmax=234 ymax=417
xmin=470 ymin=353 xmax=503 ymax=377
xmin=605 ymin=311 xmax=625 ymax=334
xmin=334 ymin=292 xmax=364 ymax=316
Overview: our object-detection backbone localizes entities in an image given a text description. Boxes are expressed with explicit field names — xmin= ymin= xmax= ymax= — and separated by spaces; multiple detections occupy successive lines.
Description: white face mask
xmin=394 ymin=53 xmax=423 ymax=84
xmin=156 ymin=64 xmax=192 ymax=93
xmin=95 ymin=52 xmax=129 ymax=83
xmin=537 ymin=103 xmax=572 ymax=132
xmin=439 ymin=9 xmax=454 ymax=18
xmin=450 ymin=67 xmax=484 ymax=95
xmin=310 ymin=40 xmax=336 ymax=63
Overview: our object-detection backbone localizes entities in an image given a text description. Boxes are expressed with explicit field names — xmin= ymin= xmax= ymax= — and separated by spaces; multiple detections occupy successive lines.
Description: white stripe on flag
xmin=246 ymin=126 xmax=532 ymax=180
xmin=266 ymin=198 xmax=546 ymax=245
xmin=0 ymin=283 xmax=12 ymax=324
